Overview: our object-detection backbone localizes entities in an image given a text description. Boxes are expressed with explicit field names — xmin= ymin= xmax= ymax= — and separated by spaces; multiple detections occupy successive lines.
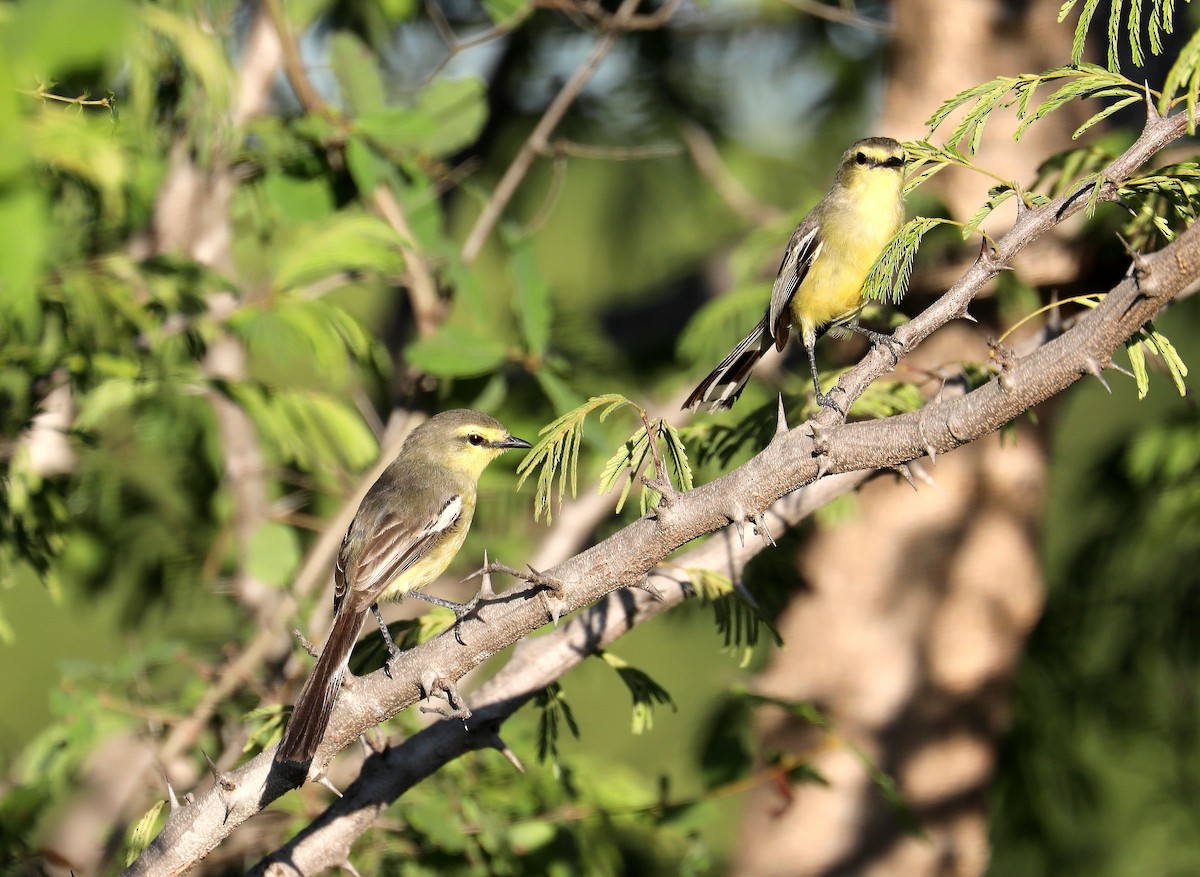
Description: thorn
xmin=340 ymin=859 xmax=364 ymax=877
xmin=807 ymin=419 xmax=832 ymax=456
xmin=202 ymin=750 xmax=235 ymax=793
xmin=464 ymin=550 xmax=497 ymax=599
xmin=775 ymin=394 xmax=789 ymax=437
xmin=910 ymin=461 xmax=937 ymax=489
xmin=750 ymin=513 xmax=776 ymax=547
xmin=202 ymin=750 xmax=235 ymax=822
xmin=1109 ymin=360 xmax=1135 ymax=379
xmin=1144 ymin=79 xmax=1160 ymax=121
xmin=1083 ymin=356 xmax=1112 ymax=393
xmin=316 ymin=774 xmax=343 ymax=798
xmin=895 ymin=463 xmax=918 ymax=491
xmin=959 ymin=309 xmax=978 ymax=323
xmin=166 ymin=777 xmax=180 ymax=812
xmin=540 ymin=591 xmax=567 ymax=628
xmin=490 ymin=734 xmax=526 ymax=773
xmin=733 ymin=518 xmax=745 ymax=547
xmin=978 ymin=237 xmax=993 ymax=264
xmin=294 ymin=628 xmax=318 ymax=658
xmin=924 ymin=444 xmax=938 ymax=466
xmin=1116 ymin=233 xmax=1152 ymax=278
xmin=640 ymin=474 xmax=678 ymax=507
xmin=631 ymin=578 xmax=666 ymax=601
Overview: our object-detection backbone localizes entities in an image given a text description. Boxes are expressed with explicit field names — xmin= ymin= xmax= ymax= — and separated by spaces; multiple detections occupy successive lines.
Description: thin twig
xmin=461 ymin=0 xmax=660 ymax=263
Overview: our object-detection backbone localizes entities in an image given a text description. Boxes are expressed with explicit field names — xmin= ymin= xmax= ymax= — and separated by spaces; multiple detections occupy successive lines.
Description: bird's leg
xmin=806 ymin=335 xmax=845 ymax=413
xmin=369 ymin=607 xmax=403 ymax=662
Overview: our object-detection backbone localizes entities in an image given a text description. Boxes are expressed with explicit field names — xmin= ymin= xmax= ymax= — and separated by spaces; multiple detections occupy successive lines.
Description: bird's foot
xmin=406 ymin=590 xmax=480 ymax=646
xmin=419 ymin=673 xmax=472 ymax=723
xmin=858 ymin=327 xmax=904 ymax=367
xmin=814 ymin=388 xmax=847 ymax=415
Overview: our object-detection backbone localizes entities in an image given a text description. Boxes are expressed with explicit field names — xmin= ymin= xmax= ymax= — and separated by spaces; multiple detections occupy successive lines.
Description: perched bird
xmin=684 ymin=136 xmax=907 ymax=412
xmin=276 ymin=409 xmax=531 ymax=764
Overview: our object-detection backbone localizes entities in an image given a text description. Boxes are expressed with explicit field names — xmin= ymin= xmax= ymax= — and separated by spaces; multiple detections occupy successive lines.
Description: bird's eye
xmin=855 ymin=152 xmax=868 ymax=165
xmin=467 ymin=433 xmax=486 ymax=446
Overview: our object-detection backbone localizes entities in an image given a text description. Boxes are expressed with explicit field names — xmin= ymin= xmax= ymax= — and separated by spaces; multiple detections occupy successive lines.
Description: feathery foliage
xmin=862 ymin=216 xmax=954 ymax=305
xmin=516 ymin=395 xmax=636 ymax=523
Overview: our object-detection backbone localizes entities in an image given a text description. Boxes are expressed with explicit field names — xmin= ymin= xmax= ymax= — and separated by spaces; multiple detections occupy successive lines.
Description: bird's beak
xmin=496 ymin=435 xmax=532 ymax=450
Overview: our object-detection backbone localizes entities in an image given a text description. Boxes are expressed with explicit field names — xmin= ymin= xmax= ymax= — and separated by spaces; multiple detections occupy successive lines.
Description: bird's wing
xmin=767 ymin=220 xmax=822 ymax=350
xmin=335 ymin=494 xmax=464 ymax=610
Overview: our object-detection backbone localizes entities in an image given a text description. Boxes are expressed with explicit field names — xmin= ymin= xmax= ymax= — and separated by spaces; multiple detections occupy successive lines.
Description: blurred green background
xmin=2 ymin=0 xmax=1200 ymax=874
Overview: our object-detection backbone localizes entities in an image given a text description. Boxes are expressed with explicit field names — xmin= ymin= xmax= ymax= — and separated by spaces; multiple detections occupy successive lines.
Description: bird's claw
xmin=418 ymin=675 xmax=472 ymax=723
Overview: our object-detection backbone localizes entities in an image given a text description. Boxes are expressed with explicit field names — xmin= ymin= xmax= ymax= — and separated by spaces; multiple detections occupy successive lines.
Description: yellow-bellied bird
xmin=684 ymin=137 xmax=907 ymax=412
xmin=276 ymin=409 xmax=531 ymax=765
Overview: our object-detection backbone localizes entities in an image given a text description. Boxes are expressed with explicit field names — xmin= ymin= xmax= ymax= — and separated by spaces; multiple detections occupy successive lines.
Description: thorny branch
xmin=125 ymin=106 xmax=1200 ymax=877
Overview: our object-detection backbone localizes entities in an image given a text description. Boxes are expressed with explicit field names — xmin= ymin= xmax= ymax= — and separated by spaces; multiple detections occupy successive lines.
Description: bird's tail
xmin=682 ymin=317 xmax=775 ymax=411
xmin=276 ymin=606 xmax=367 ymax=764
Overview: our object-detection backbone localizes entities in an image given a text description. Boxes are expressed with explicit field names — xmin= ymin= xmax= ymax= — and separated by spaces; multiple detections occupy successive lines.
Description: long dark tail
xmin=276 ymin=606 xmax=367 ymax=764
xmin=683 ymin=317 xmax=775 ymax=411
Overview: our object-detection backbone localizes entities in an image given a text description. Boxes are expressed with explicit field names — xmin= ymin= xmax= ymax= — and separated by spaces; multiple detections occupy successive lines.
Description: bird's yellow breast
xmin=790 ymin=175 xmax=903 ymax=336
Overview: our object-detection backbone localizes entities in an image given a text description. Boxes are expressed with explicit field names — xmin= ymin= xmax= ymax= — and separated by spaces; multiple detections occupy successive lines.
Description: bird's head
xmin=405 ymin=409 xmax=532 ymax=480
xmin=835 ymin=137 xmax=906 ymax=190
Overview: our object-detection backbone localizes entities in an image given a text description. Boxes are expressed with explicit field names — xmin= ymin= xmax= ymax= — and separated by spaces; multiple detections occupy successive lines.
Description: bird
xmin=275 ymin=409 xmax=531 ymax=765
xmin=683 ymin=136 xmax=907 ymax=412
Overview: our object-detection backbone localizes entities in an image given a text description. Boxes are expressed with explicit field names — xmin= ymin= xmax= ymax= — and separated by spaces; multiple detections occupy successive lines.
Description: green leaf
xmin=4 ymin=0 xmax=134 ymax=81
xmin=516 ymin=394 xmax=636 ymax=523
xmin=273 ymin=214 xmax=402 ymax=292
xmin=483 ymin=0 xmax=532 ymax=26
xmin=124 ymin=799 xmax=165 ymax=866
xmin=598 ymin=425 xmax=652 ymax=514
xmin=863 ymin=216 xmax=950 ymax=306
xmin=142 ymin=6 xmax=233 ymax=112
xmin=660 ymin=421 xmax=694 ymax=493
xmin=405 ymin=325 xmax=509 ymax=378
xmin=328 ymin=31 xmax=385 ymax=116
xmin=246 ymin=522 xmax=301 ymax=588
xmin=345 ymin=135 xmax=389 ymax=195
xmin=1139 ymin=322 xmax=1189 ymax=397
xmin=0 ymin=186 xmax=49 ymax=327
xmin=534 ymin=682 xmax=579 ymax=764
xmin=598 ymin=651 xmax=676 ymax=735
xmin=509 ymin=234 xmax=552 ymax=357
xmin=353 ymin=78 xmax=488 ymax=158
xmin=1126 ymin=336 xmax=1150 ymax=398
xmin=28 ymin=111 xmax=125 ymax=219
xmin=1161 ymin=26 xmax=1200 ymax=128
